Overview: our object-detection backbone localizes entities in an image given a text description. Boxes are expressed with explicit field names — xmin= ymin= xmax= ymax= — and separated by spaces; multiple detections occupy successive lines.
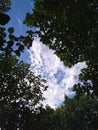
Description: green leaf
xmin=8 ymin=27 xmax=14 ymax=34
xmin=15 ymin=50 xmax=20 ymax=56
xmin=18 ymin=45 xmax=24 ymax=52
xmin=0 ymin=13 xmax=10 ymax=25
xmin=7 ymin=40 xmax=14 ymax=47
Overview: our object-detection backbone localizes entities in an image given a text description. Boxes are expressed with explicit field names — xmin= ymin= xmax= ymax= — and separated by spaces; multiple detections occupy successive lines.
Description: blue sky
xmin=5 ymin=0 xmax=33 ymax=62
xmin=6 ymin=0 xmax=33 ymax=36
xmin=29 ymin=39 xmax=86 ymax=107
xmin=5 ymin=0 xmax=86 ymax=108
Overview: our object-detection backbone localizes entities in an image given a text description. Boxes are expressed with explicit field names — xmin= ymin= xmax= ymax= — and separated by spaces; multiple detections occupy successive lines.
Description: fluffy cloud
xmin=29 ymin=38 xmax=86 ymax=108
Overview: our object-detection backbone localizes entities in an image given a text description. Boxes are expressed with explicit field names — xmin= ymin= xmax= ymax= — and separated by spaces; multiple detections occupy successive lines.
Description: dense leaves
xmin=24 ymin=1 xmax=98 ymax=129
xmin=0 ymin=0 xmax=11 ymax=25
xmin=0 ymin=0 xmax=98 ymax=129
xmin=19 ymin=95 xmax=97 ymax=130
xmin=0 ymin=0 xmax=11 ymax=13
xmin=0 ymin=54 xmax=47 ymax=129
xmin=25 ymin=0 xmax=98 ymax=98
xmin=0 ymin=1 xmax=48 ymax=129
xmin=56 ymin=95 xmax=98 ymax=130
xmin=31 ymin=106 xmax=55 ymax=130
xmin=74 ymin=61 xmax=98 ymax=98
xmin=0 ymin=26 xmax=33 ymax=56
xmin=25 ymin=0 xmax=98 ymax=66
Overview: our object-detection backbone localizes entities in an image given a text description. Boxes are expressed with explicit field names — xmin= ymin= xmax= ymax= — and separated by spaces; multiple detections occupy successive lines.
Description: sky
xmin=6 ymin=0 xmax=86 ymax=108
xmin=29 ymin=38 xmax=86 ymax=108
xmin=5 ymin=0 xmax=33 ymax=61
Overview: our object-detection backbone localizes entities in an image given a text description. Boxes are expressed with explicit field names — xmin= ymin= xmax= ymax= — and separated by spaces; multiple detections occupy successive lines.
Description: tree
xmin=24 ymin=0 xmax=98 ymax=66
xmin=31 ymin=105 xmax=55 ymax=130
xmin=24 ymin=0 xmax=98 ymax=98
xmin=0 ymin=1 xmax=49 ymax=129
xmin=0 ymin=0 xmax=11 ymax=25
xmin=0 ymin=26 xmax=33 ymax=56
xmin=0 ymin=54 xmax=47 ymax=129
xmin=1 ymin=0 xmax=98 ymax=129
xmin=56 ymin=95 xmax=98 ymax=130
xmin=0 ymin=13 xmax=10 ymax=25
xmin=73 ymin=60 xmax=98 ymax=98
xmin=0 ymin=0 xmax=33 ymax=56
xmin=0 ymin=0 xmax=11 ymax=13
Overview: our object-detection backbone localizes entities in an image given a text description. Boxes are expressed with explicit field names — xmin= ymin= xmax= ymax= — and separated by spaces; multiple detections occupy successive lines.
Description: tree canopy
xmin=0 ymin=0 xmax=11 ymax=13
xmin=0 ymin=1 xmax=48 ymax=129
xmin=0 ymin=53 xmax=48 ymax=129
xmin=25 ymin=0 xmax=98 ymax=66
xmin=24 ymin=1 xmax=98 ymax=129
xmin=55 ymin=95 xmax=98 ymax=130
xmin=24 ymin=0 xmax=98 ymax=98
xmin=0 ymin=0 xmax=33 ymax=56
xmin=0 ymin=0 xmax=98 ymax=129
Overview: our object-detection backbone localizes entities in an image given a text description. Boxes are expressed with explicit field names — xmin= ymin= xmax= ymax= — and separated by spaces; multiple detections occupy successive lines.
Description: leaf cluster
xmin=25 ymin=0 xmax=98 ymax=67
xmin=0 ymin=54 xmax=48 ymax=129
xmin=0 ymin=26 xmax=33 ymax=56
xmin=0 ymin=0 xmax=11 ymax=13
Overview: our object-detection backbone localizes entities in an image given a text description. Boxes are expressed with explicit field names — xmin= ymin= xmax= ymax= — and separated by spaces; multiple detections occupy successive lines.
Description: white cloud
xmin=29 ymin=38 xmax=86 ymax=108
xmin=16 ymin=16 xmax=23 ymax=32
xmin=16 ymin=17 xmax=22 ymax=25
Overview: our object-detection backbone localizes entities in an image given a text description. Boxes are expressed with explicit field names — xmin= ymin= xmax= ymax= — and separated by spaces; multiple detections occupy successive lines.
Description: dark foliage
xmin=25 ymin=0 xmax=98 ymax=66
xmin=0 ymin=54 xmax=47 ymax=129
